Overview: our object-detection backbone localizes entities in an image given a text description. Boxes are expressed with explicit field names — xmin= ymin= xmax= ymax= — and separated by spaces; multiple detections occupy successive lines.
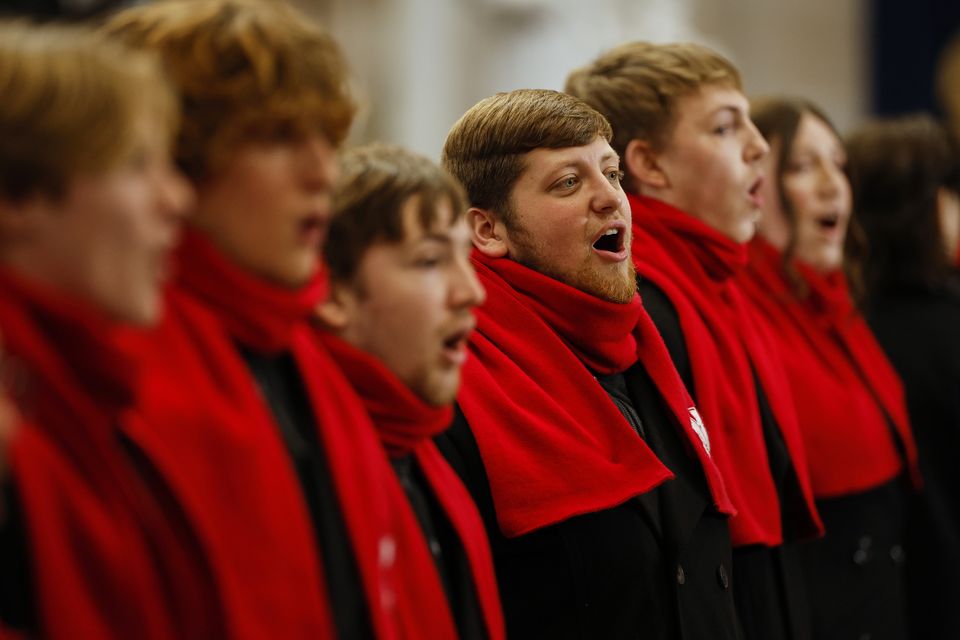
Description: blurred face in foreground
xmin=1 ymin=117 xmax=192 ymax=325
xmin=191 ymin=131 xmax=339 ymax=288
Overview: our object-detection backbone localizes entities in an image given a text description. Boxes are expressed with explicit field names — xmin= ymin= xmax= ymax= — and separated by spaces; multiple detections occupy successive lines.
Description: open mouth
xmin=441 ymin=324 xmax=474 ymax=365
xmin=299 ymin=214 xmax=328 ymax=247
xmin=816 ymin=212 xmax=841 ymax=230
xmin=748 ymin=177 xmax=764 ymax=206
xmin=592 ymin=224 xmax=627 ymax=257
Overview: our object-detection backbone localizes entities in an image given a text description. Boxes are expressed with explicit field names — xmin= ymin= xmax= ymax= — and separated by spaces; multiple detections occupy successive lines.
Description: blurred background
xmin=3 ymin=0 xmax=960 ymax=158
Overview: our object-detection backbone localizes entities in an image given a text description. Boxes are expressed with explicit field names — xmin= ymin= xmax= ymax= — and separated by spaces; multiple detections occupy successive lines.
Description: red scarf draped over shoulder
xmin=130 ymin=230 xmax=452 ymax=638
xmin=318 ymin=333 xmax=505 ymax=640
xmin=629 ymin=193 xmax=822 ymax=546
xmin=740 ymin=238 xmax=920 ymax=497
xmin=0 ymin=268 xmax=218 ymax=639
xmin=456 ymin=252 xmax=732 ymax=539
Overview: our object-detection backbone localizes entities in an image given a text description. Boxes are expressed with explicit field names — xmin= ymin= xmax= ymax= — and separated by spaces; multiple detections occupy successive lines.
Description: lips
xmin=440 ymin=319 xmax=476 ymax=366
xmin=748 ymin=176 xmax=764 ymax=207
xmin=591 ymin=221 xmax=629 ymax=261
xmin=298 ymin=212 xmax=328 ymax=248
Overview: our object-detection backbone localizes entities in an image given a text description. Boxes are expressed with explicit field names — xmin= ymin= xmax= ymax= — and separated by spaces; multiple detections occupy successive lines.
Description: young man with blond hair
xmin=567 ymin=41 xmax=823 ymax=640
xmin=0 ymin=20 xmax=197 ymax=638
xmin=103 ymin=1 xmax=467 ymax=637
xmin=437 ymin=88 xmax=740 ymax=639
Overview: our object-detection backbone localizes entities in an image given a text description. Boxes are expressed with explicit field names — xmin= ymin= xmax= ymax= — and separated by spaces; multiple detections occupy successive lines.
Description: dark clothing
xmin=0 ymin=481 xmax=32 ymax=631
xmin=798 ymin=478 xmax=908 ymax=640
xmin=240 ymin=347 xmax=373 ymax=640
xmin=391 ymin=456 xmax=487 ymax=640
xmin=436 ymin=363 xmax=740 ymax=640
xmin=640 ymin=277 xmax=812 ymax=640
xmin=868 ymin=283 xmax=960 ymax=639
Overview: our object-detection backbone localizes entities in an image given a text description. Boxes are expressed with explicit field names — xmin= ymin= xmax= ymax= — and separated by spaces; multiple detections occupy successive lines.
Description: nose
xmin=450 ymin=255 xmax=486 ymax=310
xmin=817 ymin=162 xmax=849 ymax=200
xmin=744 ymin=120 xmax=770 ymax=164
xmin=592 ymin=170 xmax=623 ymax=216
xmin=298 ymin=132 xmax=339 ymax=192
xmin=157 ymin=160 xmax=195 ymax=221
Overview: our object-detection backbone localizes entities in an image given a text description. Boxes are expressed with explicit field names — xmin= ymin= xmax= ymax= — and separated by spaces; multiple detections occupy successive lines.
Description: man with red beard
xmin=566 ymin=42 xmax=823 ymax=640
xmin=103 ymin=1 xmax=458 ymax=637
xmin=437 ymin=88 xmax=739 ymax=640
xmin=316 ymin=144 xmax=504 ymax=640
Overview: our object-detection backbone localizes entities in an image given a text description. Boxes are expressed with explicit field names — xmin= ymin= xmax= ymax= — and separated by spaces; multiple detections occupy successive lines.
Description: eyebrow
xmin=548 ymin=152 xmax=622 ymax=174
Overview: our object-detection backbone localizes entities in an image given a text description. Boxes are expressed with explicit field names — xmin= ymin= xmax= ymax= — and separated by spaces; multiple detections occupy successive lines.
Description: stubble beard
xmin=509 ymin=226 xmax=637 ymax=304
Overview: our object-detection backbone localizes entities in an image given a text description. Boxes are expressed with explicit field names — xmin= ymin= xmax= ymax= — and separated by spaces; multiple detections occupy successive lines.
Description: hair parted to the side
xmin=102 ymin=0 xmax=355 ymax=182
xmin=846 ymin=114 xmax=960 ymax=297
xmin=749 ymin=96 xmax=867 ymax=304
xmin=441 ymin=89 xmax=612 ymax=227
xmin=0 ymin=19 xmax=177 ymax=202
xmin=325 ymin=143 xmax=468 ymax=283
xmin=565 ymin=41 xmax=741 ymax=192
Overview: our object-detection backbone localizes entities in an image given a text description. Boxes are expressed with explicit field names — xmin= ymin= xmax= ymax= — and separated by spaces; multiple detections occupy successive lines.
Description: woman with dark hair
xmin=847 ymin=114 xmax=960 ymax=638
xmin=739 ymin=97 xmax=920 ymax=640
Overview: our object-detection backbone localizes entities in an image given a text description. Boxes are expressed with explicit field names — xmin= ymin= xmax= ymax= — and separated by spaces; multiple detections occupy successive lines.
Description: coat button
xmin=853 ymin=536 xmax=872 ymax=565
xmin=890 ymin=545 xmax=905 ymax=565
xmin=717 ymin=563 xmax=730 ymax=589
xmin=676 ymin=565 xmax=686 ymax=585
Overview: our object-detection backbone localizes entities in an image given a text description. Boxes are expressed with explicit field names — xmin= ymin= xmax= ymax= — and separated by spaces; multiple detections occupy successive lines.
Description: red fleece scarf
xmin=319 ymin=333 xmax=505 ymax=639
xmin=740 ymin=239 xmax=920 ymax=497
xmin=629 ymin=193 xmax=822 ymax=547
xmin=0 ymin=268 xmax=220 ymax=639
xmin=130 ymin=230 xmax=467 ymax=639
xmin=457 ymin=252 xmax=732 ymax=539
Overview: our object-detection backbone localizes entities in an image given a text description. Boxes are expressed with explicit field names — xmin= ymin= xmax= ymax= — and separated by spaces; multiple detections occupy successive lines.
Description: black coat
xmin=639 ymin=278 xmax=814 ymax=640
xmin=436 ymin=362 xmax=741 ymax=640
xmin=868 ymin=283 xmax=960 ymax=639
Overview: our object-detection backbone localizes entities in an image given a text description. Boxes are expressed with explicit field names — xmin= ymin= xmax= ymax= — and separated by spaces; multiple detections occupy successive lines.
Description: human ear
xmin=468 ymin=207 xmax=508 ymax=258
xmin=315 ymin=281 xmax=355 ymax=332
xmin=624 ymin=138 xmax=669 ymax=190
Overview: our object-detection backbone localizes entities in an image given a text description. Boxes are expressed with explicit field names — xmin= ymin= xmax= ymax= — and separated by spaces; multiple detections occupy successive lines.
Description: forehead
xmin=397 ymin=193 xmax=456 ymax=241
xmin=792 ymin=113 xmax=841 ymax=150
xmin=517 ymin=136 xmax=616 ymax=179
xmin=673 ymin=84 xmax=749 ymax=126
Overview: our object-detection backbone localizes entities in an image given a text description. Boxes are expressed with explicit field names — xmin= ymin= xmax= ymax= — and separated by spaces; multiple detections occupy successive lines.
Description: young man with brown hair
xmin=0 ymin=20 xmax=198 ymax=638
xmin=103 ymin=1 xmax=458 ymax=637
xmin=567 ymin=42 xmax=823 ymax=640
xmin=437 ymin=88 xmax=740 ymax=639
xmin=317 ymin=143 xmax=504 ymax=640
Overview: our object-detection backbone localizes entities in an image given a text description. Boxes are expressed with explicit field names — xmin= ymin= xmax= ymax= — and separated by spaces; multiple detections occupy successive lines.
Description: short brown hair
xmin=102 ymin=0 xmax=355 ymax=182
xmin=441 ymin=89 xmax=611 ymax=226
xmin=0 ymin=20 xmax=177 ymax=201
xmin=565 ymin=41 xmax=741 ymax=191
xmin=846 ymin=114 xmax=960 ymax=297
xmin=325 ymin=143 xmax=468 ymax=283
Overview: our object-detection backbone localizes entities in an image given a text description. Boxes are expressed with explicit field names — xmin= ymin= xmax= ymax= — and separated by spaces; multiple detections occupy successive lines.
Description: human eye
xmin=606 ymin=169 xmax=625 ymax=183
xmin=552 ymin=174 xmax=580 ymax=192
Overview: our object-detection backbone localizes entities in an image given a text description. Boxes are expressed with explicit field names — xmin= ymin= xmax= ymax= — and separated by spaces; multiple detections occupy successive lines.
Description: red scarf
xmin=132 ymin=229 xmax=492 ymax=639
xmin=457 ymin=252 xmax=731 ymax=539
xmin=629 ymin=193 xmax=822 ymax=546
xmin=740 ymin=238 xmax=920 ymax=497
xmin=0 ymin=268 xmax=219 ymax=639
xmin=319 ymin=333 xmax=505 ymax=639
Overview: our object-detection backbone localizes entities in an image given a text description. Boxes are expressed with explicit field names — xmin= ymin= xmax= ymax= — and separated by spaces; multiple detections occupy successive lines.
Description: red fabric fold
xmin=740 ymin=238 xmax=920 ymax=497
xmin=456 ymin=252 xmax=732 ymax=539
xmin=132 ymin=229 xmax=484 ymax=638
xmin=0 ymin=268 xmax=218 ymax=639
xmin=319 ymin=332 xmax=505 ymax=639
xmin=629 ymin=192 xmax=822 ymax=546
